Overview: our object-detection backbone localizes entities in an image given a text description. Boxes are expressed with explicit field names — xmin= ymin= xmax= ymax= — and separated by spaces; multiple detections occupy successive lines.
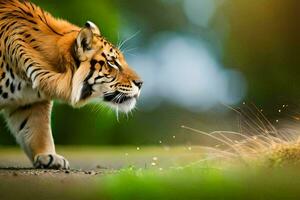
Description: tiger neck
xmin=6 ymin=0 xmax=81 ymax=73
xmin=35 ymin=28 xmax=79 ymax=71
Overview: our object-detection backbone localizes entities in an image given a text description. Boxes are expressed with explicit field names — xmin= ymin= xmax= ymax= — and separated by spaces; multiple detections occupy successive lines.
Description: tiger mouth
xmin=103 ymin=91 xmax=134 ymax=104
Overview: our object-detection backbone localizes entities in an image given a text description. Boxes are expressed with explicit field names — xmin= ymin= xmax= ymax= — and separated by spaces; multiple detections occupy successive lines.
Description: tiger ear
xmin=76 ymin=27 xmax=93 ymax=51
xmin=85 ymin=21 xmax=101 ymax=35
xmin=75 ymin=27 xmax=94 ymax=61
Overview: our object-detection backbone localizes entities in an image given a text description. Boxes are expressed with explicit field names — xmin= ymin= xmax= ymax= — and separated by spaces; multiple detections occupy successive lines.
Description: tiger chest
xmin=0 ymin=68 xmax=46 ymax=107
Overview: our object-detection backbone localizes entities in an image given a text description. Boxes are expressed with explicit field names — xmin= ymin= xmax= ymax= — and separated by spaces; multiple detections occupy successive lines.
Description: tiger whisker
xmin=122 ymin=47 xmax=138 ymax=54
xmin=118 ymin=30 xmax=140 ymax=52
xmin=116 ymin=105 xmax=119 ymax=122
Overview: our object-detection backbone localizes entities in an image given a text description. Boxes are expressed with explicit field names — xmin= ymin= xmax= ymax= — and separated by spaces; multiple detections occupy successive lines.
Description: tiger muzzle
xmin=103 ymin=91 xmax=134 ymax=104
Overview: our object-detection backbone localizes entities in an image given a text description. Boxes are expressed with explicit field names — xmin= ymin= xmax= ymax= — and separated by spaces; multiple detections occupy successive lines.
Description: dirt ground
xmin=0 ymin=146 xmax=203 ymax=200
xmin=0 ymin=146 xmax=202 ymax=170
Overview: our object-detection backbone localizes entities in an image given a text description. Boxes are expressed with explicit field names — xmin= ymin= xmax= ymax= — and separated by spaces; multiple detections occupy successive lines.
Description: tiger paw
xmin=34 ymin=154 xmax=70 ymax=169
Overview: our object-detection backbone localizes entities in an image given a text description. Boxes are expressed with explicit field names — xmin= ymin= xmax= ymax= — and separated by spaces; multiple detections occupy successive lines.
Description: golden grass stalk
xmin=182 ymin=104 xmax=300 ymax=168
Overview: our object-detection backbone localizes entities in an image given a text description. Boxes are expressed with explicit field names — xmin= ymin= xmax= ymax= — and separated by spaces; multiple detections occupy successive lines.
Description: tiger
xmin=0 ymin=0 xmax=143 ymax=169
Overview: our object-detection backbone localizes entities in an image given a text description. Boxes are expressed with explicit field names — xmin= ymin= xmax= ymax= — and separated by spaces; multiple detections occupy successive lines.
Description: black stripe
xmin=34 ymin=155 xmax=41 ymax=168
xmin=29 ymin=68 xmax=40 ymax=79
xmin=63 ymin=159 xmax=67 ymax=169
xmin=17 ymin=82 xmax=21 ymax=90
xmin=5 ymin=63 xmax=9 ymax=72
xmin=41 ymin=9 xmax=63 ymax=36
xmin=45 ymin=155 xmax=54 ymax=168
xmin=32 ymin=71 xmax=48 ymax=81
xmin=1 ymin=72 xmax=6 ymax=80
xmin=5 ymin=79 xmax=9 ymax=87
xmin=9 ymin=21 xmax=17 ymax=27
xmin=2 ymin=92 xmax=8 ymax=99
xmin=90 ymin=59 xmax=98 ymax=68
xmin=24 ymin=33 xmax=31 ymax=38
xmin=40 ymin=73 xmax=54 ymax=82
xmin=12 ymin=25 xmax=25 ymax=30
xmin=18 ymin=7 xmax=34 ymax=18
xmin=0 ymin=16 xmax=9 ymax=20
xmin=4 ymin=36 xmax=8 ymax=45
xmin=84 ymin=67 xmax=95 ymax=82
xmin=99 ymin=60 xmax=105 ymax=66
xmin=15 ymin=16 xmax=27 ymax=21
xmin=11 ymin=47 xmax=17 ymax=55
xmin=26 ymin=64 xmax=34 ymax=74
xmin=24 ymin=57 xmax=30 ymax=64
xmin=25 ymin=11 xmax=33 ymax=18
xmin=29 ymin=2 xmax=35 ymax=10
xmin=94 ymin=75 xmax=104 ymax=81
xmin=38 ymin=15 xmax=44 ymax=23
xmin=80 ymin=83 xmax=93 ymax=100
xmin=107 ymin=76 xmax=117 ymax=83
xmin=19 ymin=117 xmax=29 ymax=131
xmin=10 ymin=83 xmax=15 ymax=93
xmin=9 ymin=68 xmax=14 ymax=79
xmin=18 ymin=31 xmax=26 ymax=35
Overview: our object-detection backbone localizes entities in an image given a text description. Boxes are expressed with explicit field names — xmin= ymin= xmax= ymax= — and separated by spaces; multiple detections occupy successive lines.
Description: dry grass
xmin=182 ymin=104 xmax=300 ymax=168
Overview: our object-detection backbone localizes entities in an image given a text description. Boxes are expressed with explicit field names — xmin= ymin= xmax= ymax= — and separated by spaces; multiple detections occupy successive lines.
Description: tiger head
xmin=71 ymin=21 xmax=143 ymax=112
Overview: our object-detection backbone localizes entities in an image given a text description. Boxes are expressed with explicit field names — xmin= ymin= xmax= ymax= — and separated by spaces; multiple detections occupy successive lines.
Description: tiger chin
xmin=0 ymin=1 xmax=142 ymax=169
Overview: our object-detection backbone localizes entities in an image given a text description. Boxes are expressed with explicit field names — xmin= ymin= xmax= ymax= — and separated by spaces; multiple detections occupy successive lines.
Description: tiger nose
xmin=133 ymin=80 xmax=143 ymax=89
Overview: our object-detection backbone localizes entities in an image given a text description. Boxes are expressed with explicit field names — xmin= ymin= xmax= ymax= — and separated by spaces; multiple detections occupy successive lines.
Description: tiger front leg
xmin=4 ymin=101 xmax=69 ymax=169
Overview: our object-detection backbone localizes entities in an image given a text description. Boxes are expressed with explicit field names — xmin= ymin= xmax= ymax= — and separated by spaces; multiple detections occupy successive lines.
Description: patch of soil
xmin=0 ymin=167 xmax=112 ymax=177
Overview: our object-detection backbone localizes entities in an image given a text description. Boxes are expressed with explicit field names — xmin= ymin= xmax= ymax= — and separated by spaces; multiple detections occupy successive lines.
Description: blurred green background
xmin=0 ymin=0 xmax=299 ymax=146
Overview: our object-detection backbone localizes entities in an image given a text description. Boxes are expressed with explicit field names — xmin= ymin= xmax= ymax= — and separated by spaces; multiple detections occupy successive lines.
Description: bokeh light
xmin=130 ymin=33 xmax=246 ymax=111
xmin=183 ymin=0 xmax=217 ymax=28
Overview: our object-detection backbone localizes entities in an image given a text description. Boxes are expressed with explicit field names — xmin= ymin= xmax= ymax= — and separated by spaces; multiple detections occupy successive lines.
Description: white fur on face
xmin=106 ymin=98 xmax=137 ymax=113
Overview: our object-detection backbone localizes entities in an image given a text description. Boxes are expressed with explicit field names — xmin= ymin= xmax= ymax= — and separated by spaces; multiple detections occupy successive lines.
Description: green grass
xmin=1 ymin=146 xmax=300 ymax=200
xmin=101 ymin=165 xmax=300 ymax=200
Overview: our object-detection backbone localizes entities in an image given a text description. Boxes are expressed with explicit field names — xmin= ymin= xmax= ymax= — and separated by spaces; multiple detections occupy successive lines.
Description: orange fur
xmin=0 ymin=0 xmax=142 ymax=169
